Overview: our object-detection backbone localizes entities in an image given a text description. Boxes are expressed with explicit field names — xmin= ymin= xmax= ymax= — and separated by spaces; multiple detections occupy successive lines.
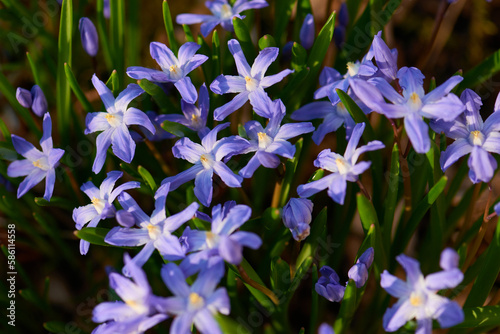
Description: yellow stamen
xmin=206 ymin=231 xmax=216 ymax=248
xmin=189 ymin=292 xmax=204 ymax=308
xmin=470 ymin=130 xmax=484 ymax=146
xmin=409 ymin=293 xmax=423 ymax=307
xmin=32 ymin=160 xmax=42 ymax=168
xmin=335 ymin=158 xmax=349 ymax=174
xmin=169 ymin=65 xmax=179 ymax=74
xmin=245 ymin=76 xmax=252 ymax=82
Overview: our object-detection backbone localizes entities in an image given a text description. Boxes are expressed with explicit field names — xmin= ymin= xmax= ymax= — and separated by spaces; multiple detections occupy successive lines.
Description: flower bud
xmin=16 ymin=87 xmax=32 ymax=108
xmin=31 ymin=85 xmax=48 ymax=117
xmin=348 ymin=247 xmax=374 ymax=288
xmin=315 ymin=266 xmax=345 ymax=302
xmin=282 ymin=198 xmax=313 ymax=241
xmin=79 ymin=17 xmax=99 ymax=57
xmin=299 ymin=13 xmax=315 ymax=50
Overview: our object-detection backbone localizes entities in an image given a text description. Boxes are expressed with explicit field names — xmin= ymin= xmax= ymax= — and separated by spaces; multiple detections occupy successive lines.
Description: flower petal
xmin=210 ymin=75 xmax=246 ymax=94
xmin=440 ymin=138 xmax=472 ymax=171
xmin=17 ymin=169 xmax=46 ymax=198
xmin=194 ymin=168 xmax=214 ymax=206
xmin=174 ymin=77 xmax=198 ymax=104
xmin=213 ymin=161 xmax=243 ymax=188
xmin=150 ymin=42 xmax=178 ymax=69
xmin=115 ymin=84 xmax=144 ymax=112
xmin=250 ymin=47 xmax=279 ymax=80
xmin=213 ymin=91 xmax=250 ymax=120
xmin=111 ymin=125 xmax=136 ymax=163
xmin=227 ymin=39 xmax=251 ymax=77
xmin=161 ymin=263 xmax=190 ymax=296
xmin=425 ymin=268 xmax=463 ymax=290
xmin=7 ymin=159 xmax=35 ymax=178
xmin=404 ymin=113 xmax=430 ymax=154
xmin=161 ymin=164 xmax=203 ymax=191
xmin=127 ymin=66 xmax=168 ymax=82
xmin=468 ymin=146 xmax=497 ymax=183
xmin=260 ymin=69 xmax=293 ymax=88
xmin=92 ymin=128 xmax=114 ymax=174
xmin=92 ymin=74 xmax=115 ymax=110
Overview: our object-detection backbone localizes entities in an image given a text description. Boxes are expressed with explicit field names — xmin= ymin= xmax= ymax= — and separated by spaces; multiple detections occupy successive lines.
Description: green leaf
xmin=259 ymin=34 xmax=277 ymax=50
xmin=75 ymin=227 xmax=113 ymax=247
xmin=233 ymin=17 xmax=256 ymax=60
xmin=106 ymin=69 xmax=119 ymax=94
xmin=293 ymin=0 xmax=313 ymax=42
xmin=309 ymin=263 xmax=319 ymax=334
xmin=334 ymin=280 xmax=358 ymax=334
xmin=458 ymin=48 xmax=500 ymax=91
xmin=291 ymin=42 xmax=308 ymax=71
xmin=19 ymin=288 xmax=46 ymax=310
xmin=44 ymin=321 xmax=67 ymax=334
xmin=279 ymin=138 xmax=303 ymax=207
xmin=305 ymin=11 xmax=335 ymax=87
xmin=34 ymin=196 xmax=74 ymax=211
xmin=182 ymin=24 xmax=195 ymax=42
xmin=97 ymin=0 xmax=113 ymax=69
xmin=392 ymin=176 xmax=448 ymax=257
xmin=296 ymin=207 xmax=327 ymax=269
xmin=0 ymin=119 xmax=12 ymax=143
xmin=279 ymin=67 xmax=310 ymax=107
xmin=56 ymin=0 xmax=73 ymax=143
xmin=454 ymin=306 xmax=500 ymax=328
xmin=337 ymin=89 xmax=375 ymax=141
xmin=464 ymin=218 xmax=500 ymax=308
xmin=64 ymin=63 xmax=94 ymax=114
xmin=212 ymin=30 xmax=221 ymax=81
xmin=383 ymin=143 xmax=400 ymax=249
xmin=26 ymin=52 xmax=42 ymax=88
xmin=215 ymin=314 xmax=251 ymax=334
xmin=138 ymin=78 xmax=174 ymax=113
xmin=138 ymin=165 xmax=157 ymax=192
xmin=162 ymin=0 xmax=178 ymax=54
xmin=161 ymin=120 xmax=189 ymax=138
xmin=110 ymin=0 xmax=125 ymax=85
xmin=274 ymin=0 xmax=296 ymax=46
xmin=270 ymin=257 xmax=291 ymax=292
xmin=284 ymin=256 xmax=313 ymax=303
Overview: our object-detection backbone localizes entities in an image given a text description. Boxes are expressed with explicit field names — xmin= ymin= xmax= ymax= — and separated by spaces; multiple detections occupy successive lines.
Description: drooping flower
xmin=300 ymin=13 xmax=315 ymax=50
xmin=380 ymin=249 xmax=464 ymax=333
xmin=297 ymin=122 xmax=384 ymax=205
xmin=127 ymin=42 xmax=208 ymax=104
xmin=315 ymin=266 xmax=346 ymax=302
xmin=349 ymin=67 xmax=464 ymax=153
xmin=7 ymin=113 xmax=64 ymax=201
xmin=79 ymin=17 xmax=99 ymax=57
xmin=105 ymin=183 xmax=199 ymax=275
xmin=156 ymin=262 xmax=230 ymax=334
xmin=91 ymin=254 xmax=168 ymax=334
xmin=85 ymin=74 xmax=155 ymax=174
xmin=162 ymin=83 xmax=210 ymax=138
xmin=73 ymin=171 xmax=140 ymax=255
xmin=282 ymin=197 xmax=313 ymax=241
xmin=161 ymin=123 xmax=249 ymax=206
xmin=239 ymin=99 xmax=314 ymax=178
xmin=31 ymin=85 xmax=48 ymax=117
xmin=180 ymin=201 xmax=261 ymax=276
xmin=176 ymin=0 xmax=268 ymax=37
xmin=292 ymin=89 xmax=371 ymax=144
xmin=370 ymin=31 xmax=399 ymax=82
xmin=210 ymin=39 xmax=293 ymax=120
xmin=433 ymin=89 xmax=500 ymax=183
xmin=348 ymin=247 xmax=374 ymax=288
xmin=16 ymin=87 xmax=32 ymax=108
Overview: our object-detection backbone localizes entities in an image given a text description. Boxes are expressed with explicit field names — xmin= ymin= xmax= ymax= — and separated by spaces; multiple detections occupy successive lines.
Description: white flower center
xmin=409 ymin=291 xmax=425 ymax=307
xmin=32 ymin=157 xmax=49 ymax=171
xmin=91 ymin=197 xmax=106 ymax=214
xmin=191 ymin=113 xmax=202 ymax=129
xmin=205 ymin=231 xmax=219 ymax=249
xmin=125 ymin=299 xmax=148 ymax=315
xmin=105 ymin=113 xmax=123 ymax=127
xmin=335 ymin=158 xmax=350 ymax=174
xmin=257 ymin=132 xmax=273 ymax=150
xmin=220 ymin=4 xmax=233 ymax=19
xmin=146 ymin=223 xmax=161 ymax=240
xmin=407 ymin=92 xmax=423 ymax=111
xmin=200 ymin=154 xmax=215 ymax=169
xmin=337 ymin=102 xmax=348 ymax=116
xmin=469 ymin=130 xmax=484 ymax=146
xmin=188 ymin=292 xmax=205 ymax=310
xmin=346 ymin=62 xmax=360 ymax=77
xmin=168 ymin=65 xmax=182 ymax=81
xmin=245 ymin=76 xmax=259 ymax=92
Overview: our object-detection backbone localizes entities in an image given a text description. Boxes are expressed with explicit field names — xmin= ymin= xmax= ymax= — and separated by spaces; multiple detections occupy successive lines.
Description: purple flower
xmin=31 ymin=85 xmax=48 ymax=117
xmin=16 ymin=87 xmax=32 ymax=109
xmin=239 ymin=99 xmax=314 ymax=178
xmin=79 ymin=17 xmax=99 ymax=57
xmin=282 ymin=197 xmax=313 ymax=241
xmin=350 ymin=67 xmax=464 ymax=153
xmin=292 ymin=89 xmax=371 ymax=144
xmin=318 ymin=323 xmax=335 ymax=334
xmin=105 ymin=183 xmax=199 ymax=275
xmin=348 ymin=247 xmax=374 ymax=288
xmin=85 ymin=74 xmax=155 ymax=174
xmin=370 ymin=31 xmax=398 ymax=82
xmin=156 ymin=262 xmax=230 ymax=334
xmin=300 ymin=13 xmax=315 ymax=50
xmin=7 ymin=113 xmax=64 ymax=201
xmin=73 ymin=171 xmax=140 ymax=255
xmin=297 ymin=122 xmax=384 ymax=205
xmin=180 ymin=201 xmax=261 ymax=276
xmin=162 ymin=83 xmax=210 ymax=138
xmin=434 ymin=89 xmax=500 ymax=183
xmin=315 ymin=266 xmax=345 ymax=302
xmin=140 ymin=111 xmax=176 ymax=142
xmin=381 ymin=249 xmax=464 ymax=333
xmin=161 ymin=123 xmax=248 ymax=206
xmin=91 ymin=254 xmax=167 ymax=334
xmin=210 ymin=39 xmax=293 ymax=120
xmin=103 ymin=0 xmax=110 ymax=18
xmin=176 ymin=0 xmax=268 ymax=37
xmin=127 ymin=42 xmax=208 ymax=104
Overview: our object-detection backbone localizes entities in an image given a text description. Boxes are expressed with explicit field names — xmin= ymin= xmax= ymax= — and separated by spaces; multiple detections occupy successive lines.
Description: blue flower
xmin=92 ymin=254 xmax=168 ymax=334
xmin=297 ymin=122 xmax=384 ymax=205
xmin=239 ymin=99 xmax=314 ymax=178
xmin=16 ymin=85 xmax=48 ymax=117
xmin=16 ymin=87 xmax=32 ymax=108
xmin=292 ymin=89 xmax=371 ymax=144
xmin=318 ymin=323 xmax=335 ymax=334
xmin=282 ymin=197 xmax=313 ymax=241
xmin=315 ymin=266 xmax=346 ymax=302
xmin=210 ymin=39 xmax=293 ymax=120
xmin=350 ymin=67 xmax=464 ymax=153
xmin=156 ymin=262 xmax=230 ymax=334
xmin=127 ymin=42 xmax=208 ymax=104
xmin=176 ymin=0 xmax=268 ymax=37
xmin=85 ymin=74 xmax=155 ymax=174
xmin=161 ymin=123 xmax=248 ymax=206
xmin=105 ymin=183 xmax=199 ymax=275
xmin=369 ymin=31 xmax=399 ymax=82
xmin=381 ymin=249 xmax=464 ymax=333
xmin=79 ymin=17 xmax=99 ymax=57
xmin=348 ymin=247 xmax=374 ymax=288
xmin=7 ymin=113 xmax=64 ymax=201
xmin=162 ymin=83 xmax=210 ymax=138
xmin=73 ymin=171 xmax=140 ymax=255
xmin=300 ymin=13 xmax=315 ymax=50
xmin=180 ymin=201 xmax=261 ymax=276
xmin=434 ymin=89 xmax=500 ymax=183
